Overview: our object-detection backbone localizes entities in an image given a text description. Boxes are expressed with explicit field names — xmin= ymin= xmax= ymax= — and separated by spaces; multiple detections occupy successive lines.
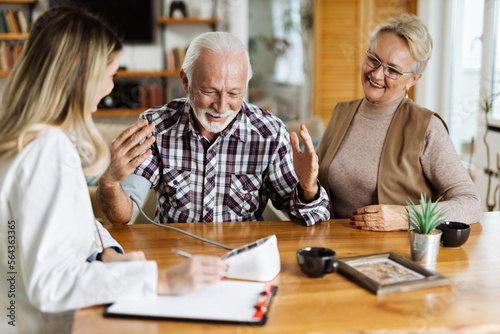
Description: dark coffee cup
xmin=297 ymin=247 xmax=338 ymax=278
xmin=437 ymin=221 xmax=471 ymax=247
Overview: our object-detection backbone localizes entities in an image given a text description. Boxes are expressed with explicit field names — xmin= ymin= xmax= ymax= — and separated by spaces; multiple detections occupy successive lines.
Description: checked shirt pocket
xmin=162 ymin=169 xmax=191 ymax=211
xmin=228 ymin=174 xmax=262 ymax=217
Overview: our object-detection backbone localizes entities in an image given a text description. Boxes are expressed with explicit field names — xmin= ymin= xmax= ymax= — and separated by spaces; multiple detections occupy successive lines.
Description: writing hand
xmin=157 ymin=255 xmax=228 ymax=295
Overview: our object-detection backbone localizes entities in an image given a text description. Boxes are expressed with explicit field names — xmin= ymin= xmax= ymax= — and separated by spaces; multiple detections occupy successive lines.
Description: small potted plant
xmin=407 ymin=194 xmax=447 ymax=266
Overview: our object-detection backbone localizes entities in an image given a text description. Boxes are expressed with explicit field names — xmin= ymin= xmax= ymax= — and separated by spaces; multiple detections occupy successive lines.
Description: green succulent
xmin=406 ymin=194 xmax=447 ymax=234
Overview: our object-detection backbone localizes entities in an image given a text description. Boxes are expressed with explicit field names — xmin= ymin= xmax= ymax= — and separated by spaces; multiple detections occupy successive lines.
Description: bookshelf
xmin=0 ymin=0 xmax=35 ymax=75
xmin=0 ymin=0 xmax=35 ymax=33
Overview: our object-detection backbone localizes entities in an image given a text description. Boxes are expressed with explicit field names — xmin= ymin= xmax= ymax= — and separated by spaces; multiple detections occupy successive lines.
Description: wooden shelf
xmin=0 ymin=0 xmax=37 ymax=3
xmin=93 ymin=109 xmax=144 ymax=117
xmin=116 ymin=69 xmax=179 ymax=77
xmin=157 ymin=17 xmax=219 ymax=25
xmin=0 ymin=32 xmax=29 ymax=40
xmin=93 ymin=108 xmax=143 ymax=117
xmin=0 ymin=69 xmax=181 ymax=78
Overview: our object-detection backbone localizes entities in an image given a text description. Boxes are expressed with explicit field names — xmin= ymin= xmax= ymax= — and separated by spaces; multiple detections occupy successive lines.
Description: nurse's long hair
xmin=0 ymin=6 xmax=122 ymax=177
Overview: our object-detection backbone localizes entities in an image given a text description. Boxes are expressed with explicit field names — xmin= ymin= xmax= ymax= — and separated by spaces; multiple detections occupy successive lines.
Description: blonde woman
xmin=0 ymin=6 xmax=226 ymax=333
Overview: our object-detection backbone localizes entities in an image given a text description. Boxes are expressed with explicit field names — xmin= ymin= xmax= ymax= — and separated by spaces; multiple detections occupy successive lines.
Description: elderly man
xmin=97 ymin=31 xmax=330 ymax=226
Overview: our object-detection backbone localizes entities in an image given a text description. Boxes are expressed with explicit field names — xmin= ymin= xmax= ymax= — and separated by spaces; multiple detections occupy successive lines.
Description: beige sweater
xmin=327 ymin=97 xmax=483 ymax=224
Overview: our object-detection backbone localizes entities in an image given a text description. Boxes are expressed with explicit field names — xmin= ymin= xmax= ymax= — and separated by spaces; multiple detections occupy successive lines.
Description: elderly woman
xmin=316 ymin=14 xmax=482 ymax=231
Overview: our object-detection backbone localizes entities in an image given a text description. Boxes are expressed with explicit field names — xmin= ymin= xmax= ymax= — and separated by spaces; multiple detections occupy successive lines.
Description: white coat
xmin=0 ymin=129 xmax=157 ymax=334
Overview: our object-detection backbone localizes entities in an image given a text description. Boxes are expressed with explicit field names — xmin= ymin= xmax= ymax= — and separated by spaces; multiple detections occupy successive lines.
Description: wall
xmin=414 ymin=0 xmax=448 ymax=115
xmin=247 ymin=0 xmax=307 ymax=122
xmin=411 ymin=0 xmax=499 ymax=211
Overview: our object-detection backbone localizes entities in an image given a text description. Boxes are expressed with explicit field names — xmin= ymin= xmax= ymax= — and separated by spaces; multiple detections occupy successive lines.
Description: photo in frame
xmin=337 ymin=252 xmax=451 ymax=295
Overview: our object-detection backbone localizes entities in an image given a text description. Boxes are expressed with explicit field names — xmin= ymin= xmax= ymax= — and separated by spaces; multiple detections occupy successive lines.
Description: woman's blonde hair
xmin=369 ymin=13 xmax=433 ymax=75
xmin=0 ymin=6 xmax=122 ymax=177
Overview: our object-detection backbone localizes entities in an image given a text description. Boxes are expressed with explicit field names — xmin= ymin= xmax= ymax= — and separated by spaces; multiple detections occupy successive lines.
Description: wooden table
xmin=73 ymin=212 xmax=500 ymax=333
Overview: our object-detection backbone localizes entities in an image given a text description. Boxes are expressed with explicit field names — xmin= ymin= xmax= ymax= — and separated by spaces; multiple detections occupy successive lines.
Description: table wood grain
xmin=73 ymin=212 xmax=500 ymax=334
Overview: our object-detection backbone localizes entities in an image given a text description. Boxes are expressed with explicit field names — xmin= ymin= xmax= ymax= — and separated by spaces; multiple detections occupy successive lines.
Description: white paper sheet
xmin=106 ymin=281 xmax=275 ymax=323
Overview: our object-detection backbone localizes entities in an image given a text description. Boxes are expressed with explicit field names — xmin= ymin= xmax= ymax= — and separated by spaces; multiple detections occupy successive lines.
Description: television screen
xmin=48 ymin=0 xmax=154 ymax=44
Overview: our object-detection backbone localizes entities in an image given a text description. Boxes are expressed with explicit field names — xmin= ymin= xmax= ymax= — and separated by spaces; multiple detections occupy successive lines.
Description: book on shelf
xmin=148 ymin=84 xmax=164 ymax=108
xmin=166 ymin=49 xmax=176 ymax=71
xmin=0 ymin=10 xmax=29 ymax=34
xmin=14 ymin=43 xmax=22 ymax=62
xmin=5 ymin=41 xmax=12 ymax=69
xmin=0 ymin=11 xmax=7 ymax=33
xmin=0 ymin=41 xmax=9 ymax=70
xmin=173 ymin=47 xmax=186 ymax=69
xmin=165 ymin=46 xmax=188 ymax=70
xmin=138 ymin=85 xmax=148 ymax=109
xmin=0 ymin=41 xmax=14 ymax=71
xmin=16 ymin=11 xmax=28 ymax=33
xmin=4 ymin=10 xmax=20 ymax=33
xmin=0 ymin=41 xmax=22 ymax=71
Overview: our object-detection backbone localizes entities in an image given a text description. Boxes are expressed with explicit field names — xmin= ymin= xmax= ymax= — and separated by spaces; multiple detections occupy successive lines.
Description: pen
xmin=172 ymin=248 xmax=193 ymax=258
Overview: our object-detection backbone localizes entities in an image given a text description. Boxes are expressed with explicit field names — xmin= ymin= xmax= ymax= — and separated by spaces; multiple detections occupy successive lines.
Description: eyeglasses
xmin=365 ymin=50 xmax=415 ymax=80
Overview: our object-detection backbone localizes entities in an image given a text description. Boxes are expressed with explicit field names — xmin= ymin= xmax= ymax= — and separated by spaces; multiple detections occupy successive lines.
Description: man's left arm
xmin=267 ymin=124 xmax=330 ymax=226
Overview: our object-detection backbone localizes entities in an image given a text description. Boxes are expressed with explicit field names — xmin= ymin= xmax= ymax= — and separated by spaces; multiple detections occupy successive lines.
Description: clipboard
xmin=104 ymin=281 xmax=277 ymax=325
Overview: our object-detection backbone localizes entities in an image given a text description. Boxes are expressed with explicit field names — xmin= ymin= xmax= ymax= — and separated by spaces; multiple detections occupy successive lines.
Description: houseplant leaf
xmin=406 ymin=193 xmax=447 ymax=234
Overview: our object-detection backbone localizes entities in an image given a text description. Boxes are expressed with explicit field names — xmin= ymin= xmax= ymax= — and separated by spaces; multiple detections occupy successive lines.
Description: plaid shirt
xmin=134 ymin=98 xmax=330 ymax=225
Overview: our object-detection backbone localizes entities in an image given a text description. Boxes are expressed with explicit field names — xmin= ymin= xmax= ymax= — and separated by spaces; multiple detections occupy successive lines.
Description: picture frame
xmin=337 ymin=252 xmax=451 ymax=295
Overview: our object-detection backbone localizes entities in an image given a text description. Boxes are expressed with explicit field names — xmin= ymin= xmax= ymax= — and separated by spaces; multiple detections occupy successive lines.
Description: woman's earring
xmin=405 ymin=88 xmax=409 ymax=98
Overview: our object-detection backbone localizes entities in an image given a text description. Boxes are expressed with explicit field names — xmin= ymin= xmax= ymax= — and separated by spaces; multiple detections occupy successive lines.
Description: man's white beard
xmin=188 ymin=90 xmax=238 ymax=134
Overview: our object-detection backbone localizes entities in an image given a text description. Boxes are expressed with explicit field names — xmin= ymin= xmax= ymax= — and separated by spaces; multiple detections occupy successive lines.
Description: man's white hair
xmin=181 ymin=31 xmax=253 ymax=83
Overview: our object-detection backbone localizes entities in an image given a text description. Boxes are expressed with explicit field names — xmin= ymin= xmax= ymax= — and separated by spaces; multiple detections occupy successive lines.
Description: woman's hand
xmin=157 ymin=255 xmax=228 ymax=295
xmin=99 ymin=119 xmax=155 ymax=186
xmin=100 ymin=248 xmax=147 ymax=262
xmin=350 ymin=205 xmax=409 ymax=231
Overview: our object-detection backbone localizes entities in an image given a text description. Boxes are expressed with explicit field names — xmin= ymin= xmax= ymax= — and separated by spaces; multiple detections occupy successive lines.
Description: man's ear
xmin=180 ymin=69 xmax=189 ymax=93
